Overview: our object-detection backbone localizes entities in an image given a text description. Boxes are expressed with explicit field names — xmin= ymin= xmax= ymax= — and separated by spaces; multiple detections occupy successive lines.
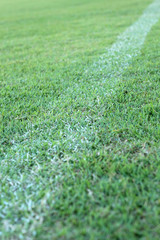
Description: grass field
xmin=0 ymin=0 xmax=160 ymax=239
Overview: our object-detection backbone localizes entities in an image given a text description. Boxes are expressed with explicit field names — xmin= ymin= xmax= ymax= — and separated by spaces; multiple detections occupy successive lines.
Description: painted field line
xmin=2 ymin=0 xmax=160 ymax=162
xmin=62 ymin=0 xmax=160 ymax=108
xmin=88 ymin=0 xmax=160 ymax=86
xmin=1 ymin=0 xmax=160 ymax=235
xmin=52 ymin=0 xmax=160 ymax=148
xmin=2 ymin=0 xmax=160 ymax=169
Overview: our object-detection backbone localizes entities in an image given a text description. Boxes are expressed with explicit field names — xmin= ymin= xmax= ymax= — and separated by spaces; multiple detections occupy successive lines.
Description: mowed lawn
xmin=0 ymin=0 xmax=160 ymax=239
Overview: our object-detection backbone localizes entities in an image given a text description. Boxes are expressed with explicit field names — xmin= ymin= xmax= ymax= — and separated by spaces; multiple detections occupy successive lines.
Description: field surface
xmin=0 ymin=0 xmax=160 ymax=239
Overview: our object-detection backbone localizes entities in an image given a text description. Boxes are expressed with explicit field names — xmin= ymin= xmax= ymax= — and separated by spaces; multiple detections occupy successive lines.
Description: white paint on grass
xmin=2 ymin=0 xmax=160 ymax=167
xmin=89 ymin=0 xmax=160 ymax=84
xmin=2 ymin=0 xmax=160 ymax=165
xmin=1 ymin=0 xmax=160 ymax=235
xmin=54 ymin=0 xmax=160 ymax=148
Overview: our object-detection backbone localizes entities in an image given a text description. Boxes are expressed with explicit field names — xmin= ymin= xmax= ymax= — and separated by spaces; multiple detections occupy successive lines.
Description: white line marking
xmin=2 ymin=0 xmax=160 ymax=162
xmin=87 ymin=0 xmax=160 ymax=85
xmin=1 ymin=0 xmax=160 ymax=236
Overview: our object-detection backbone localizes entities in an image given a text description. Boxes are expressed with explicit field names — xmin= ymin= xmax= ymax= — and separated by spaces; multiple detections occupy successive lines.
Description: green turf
xmin=0 ymin=0 xmax=160 ymax=239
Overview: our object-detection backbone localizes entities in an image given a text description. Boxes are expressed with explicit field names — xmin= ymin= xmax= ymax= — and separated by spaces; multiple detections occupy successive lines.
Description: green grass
xmin=0 ymin=0 xmax=160 ymax=239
